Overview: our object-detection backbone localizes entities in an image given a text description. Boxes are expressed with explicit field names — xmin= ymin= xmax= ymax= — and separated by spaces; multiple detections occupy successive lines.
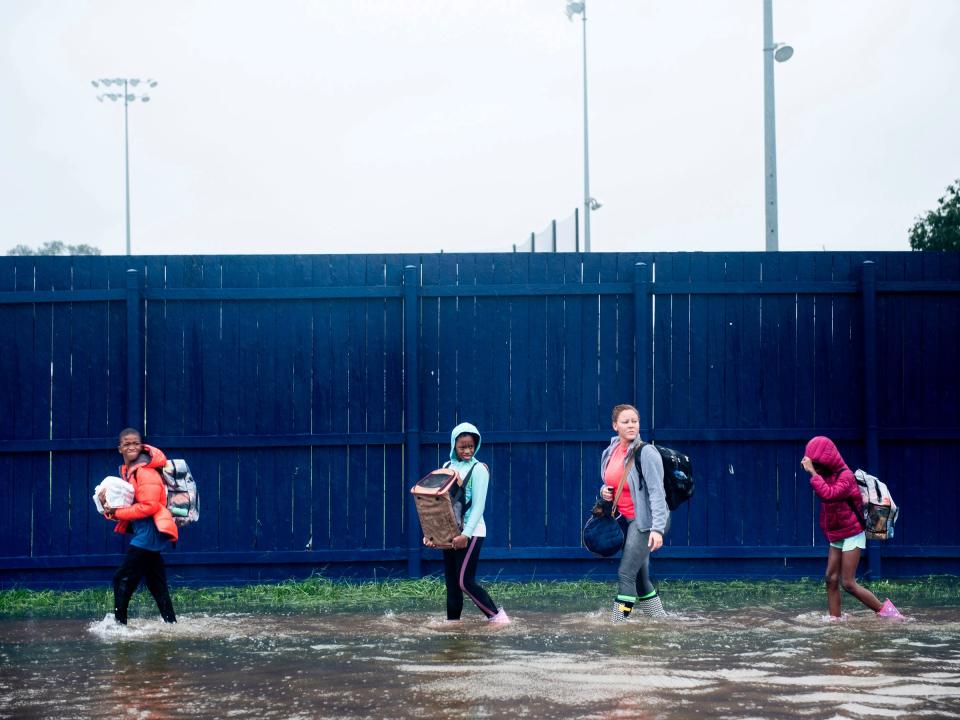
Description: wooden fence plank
xmin=701 ymin=255 xmax=726 ymax=545
xmin=277 ymin=257 xmax=312 ymax=552
xmin=614 ymin=253 xmax=640 ymax=405
xmin=384 ymin=258 xmax=406 ymax=548
xmin=419 ymin=254 xmax=440 ymax=435
xmin=0 ymin=259 xmax=15 ymax=441
xmin=596 ymin=254 xmax=621 ymax=421
xmin=758 ymin=253 xmax=783 ymax=428
xmin=32 ymin=261 xmax=72 ymax=557
xmin=721 ymin=254 xmax=745 ymax=545
xmin=437 ymin=253 xmax=458 ymax=426
xmin=179 ymin=257 xmax=205 ymax=437
xmin=344 ymin=255 xmax=370 ymax=551
xmin=104 ymin=255 xmax=129 ymax=430
xmin=65 ymin=451 xmax=94 ymax=556
xmin=47 ymin=260 xmax=74 ymax=442
xmin=161 ymin=257 xmax=188 ymax=437
xmin=455 ymin=254 xmax=478 ymax=424
xmin=472 ymin=254 xmax=499 ymax=434
xmin=484 ymin=442 xmax=510 ymax=548
xmin=525 ymin=254 xmax=550 ymax=547
xmin=360 ymin=255 xmax=387 ymax=549
xmin=473 ymin=256 xmax=508 ymax=547
xmin=739 ymin=255 xmax=764 ymax=428
xmin=143 ymin=256 xmax=168 ymax=437
xmin=674 ymin=254 xmax=694 ymax=434
xmin=829 ymin=255 xmax=857 ymax=430
xmin=579 ymin=254 xmax=603 ymax=431
xmin=9 ymin=259 xmax=38 ymax=556
xmin=508 ymin=253 xmax=538 ymax=548
xmin=543 ymin=254 xmax=571 ymax=547
xmin=876 ymin=254 xmax=903 ymax=441
xmin=229 ymin=257 xmax=261 ymax=551
xmin=72 ymin=258 xmax=104 ymax=441
xmin=198 ymin=256 xmax=223 ymax=437
xmin=685 ymin=254 xmax=711 ymax=546
xmin=326 ymin=256 xmax=353 ymax=550
xmin=561 ymin=255 xmax=587 ymax=547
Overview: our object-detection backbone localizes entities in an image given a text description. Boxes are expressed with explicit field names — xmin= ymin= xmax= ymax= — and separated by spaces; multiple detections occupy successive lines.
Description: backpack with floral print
xmin=161 ymin=459 xmax=199 ymax=527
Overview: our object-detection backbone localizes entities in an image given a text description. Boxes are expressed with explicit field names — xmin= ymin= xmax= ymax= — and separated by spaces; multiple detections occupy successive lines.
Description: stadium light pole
xmin=566 ymin=1 xmax=595 ymax=252
xmin=763 ymin=0 xmax=792 ymax=252
xmin=92 ymin=77 xmax=158 ymax=256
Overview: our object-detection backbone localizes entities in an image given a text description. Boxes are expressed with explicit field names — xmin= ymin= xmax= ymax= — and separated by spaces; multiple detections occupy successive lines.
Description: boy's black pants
xmin=113 ymin=545 xmax=177 ymax=624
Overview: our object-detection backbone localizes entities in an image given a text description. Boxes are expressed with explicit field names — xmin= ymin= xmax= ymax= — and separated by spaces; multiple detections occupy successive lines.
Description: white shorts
xmin=830 ymin=531 xmax=866 ymax=551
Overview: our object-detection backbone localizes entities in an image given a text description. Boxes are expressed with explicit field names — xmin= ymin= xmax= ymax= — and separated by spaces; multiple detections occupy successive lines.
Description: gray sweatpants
xmin=617 ymin=518 xmax=656 ymax=599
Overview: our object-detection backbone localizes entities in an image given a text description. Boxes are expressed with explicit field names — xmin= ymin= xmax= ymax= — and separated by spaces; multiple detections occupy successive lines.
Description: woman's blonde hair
xmin=610 ymin=404 xmax=639 ymax=424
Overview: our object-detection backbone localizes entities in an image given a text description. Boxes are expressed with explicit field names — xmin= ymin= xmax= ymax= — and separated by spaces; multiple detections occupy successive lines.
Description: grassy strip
xmin=1 ymin=575 xmax=957 ymax=618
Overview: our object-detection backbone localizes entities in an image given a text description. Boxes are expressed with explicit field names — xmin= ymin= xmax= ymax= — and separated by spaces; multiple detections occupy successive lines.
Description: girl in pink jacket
xmin=802 ymin=436 xmax=902 ymax=620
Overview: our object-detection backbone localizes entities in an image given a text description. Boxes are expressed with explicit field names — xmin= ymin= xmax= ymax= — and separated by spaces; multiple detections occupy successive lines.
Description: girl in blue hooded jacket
xmin=423 ymin=422 xmax=509 ymax=624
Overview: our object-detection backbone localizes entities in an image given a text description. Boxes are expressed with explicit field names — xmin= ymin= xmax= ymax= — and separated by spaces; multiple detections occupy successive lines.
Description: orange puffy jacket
xmin=113 ymin=444 xmax=179 ymax=543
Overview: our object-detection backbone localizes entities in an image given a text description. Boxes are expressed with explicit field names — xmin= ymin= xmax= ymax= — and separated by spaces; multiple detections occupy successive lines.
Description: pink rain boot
xmin=876 ymin=599 xmax=903 ymax=619
xmin=487 ymin=608 xmax=511 ymax=625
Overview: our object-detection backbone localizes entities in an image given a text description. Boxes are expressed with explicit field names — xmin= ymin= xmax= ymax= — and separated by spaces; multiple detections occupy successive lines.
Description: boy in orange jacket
xmin=101 ymin=428 xmax=178 ymax=624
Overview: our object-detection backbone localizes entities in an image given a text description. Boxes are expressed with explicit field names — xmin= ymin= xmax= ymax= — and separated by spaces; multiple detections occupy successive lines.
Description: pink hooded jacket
xmin=806 ymin=436 xmax=863 ymax=543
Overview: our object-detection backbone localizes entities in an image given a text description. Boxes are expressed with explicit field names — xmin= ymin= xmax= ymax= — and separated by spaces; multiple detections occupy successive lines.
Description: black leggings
xmin=442 ymin=537 xmax=499 ymax=620
xmin=113 ymin=545 xmax=176 ymax=624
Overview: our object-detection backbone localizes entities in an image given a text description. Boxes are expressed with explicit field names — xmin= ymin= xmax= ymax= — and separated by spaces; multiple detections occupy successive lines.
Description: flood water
xmin=1 ymin=602 xmax=959 ymax=719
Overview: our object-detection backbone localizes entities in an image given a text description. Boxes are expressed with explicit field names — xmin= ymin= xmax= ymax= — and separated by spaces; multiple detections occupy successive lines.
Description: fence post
xmin=125 ymin=268 xmax=143 ymax=430
xmin=403 ymin=265 xmax=422 ymax=578
xmin=634 ymin=262 xmax=652 ymax=439
xmin=575 ymin=207 xmax=580 ymax=252
xmin=861 ymin=260 xmax=882 ymax=578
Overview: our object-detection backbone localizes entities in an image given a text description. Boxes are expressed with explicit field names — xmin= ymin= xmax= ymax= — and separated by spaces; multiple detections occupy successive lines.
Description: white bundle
xmin=92 ymin=476 xmax=135 ymax=514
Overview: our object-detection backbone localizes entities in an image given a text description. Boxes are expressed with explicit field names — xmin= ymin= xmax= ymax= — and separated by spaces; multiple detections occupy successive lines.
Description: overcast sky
xmin=2 ymin=0 xmax=958 ymax=257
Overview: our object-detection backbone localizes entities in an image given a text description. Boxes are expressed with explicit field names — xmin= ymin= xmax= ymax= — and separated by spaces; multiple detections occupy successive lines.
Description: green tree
xmin=909 ymin=179 xmax=960 ymax=251
xmin=6 ymin=241 xmax=101 ymax=256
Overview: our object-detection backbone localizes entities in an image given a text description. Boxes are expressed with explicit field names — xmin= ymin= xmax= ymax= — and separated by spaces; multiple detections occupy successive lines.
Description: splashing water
xmin=1 ymin=604 xmax=958 ymax=719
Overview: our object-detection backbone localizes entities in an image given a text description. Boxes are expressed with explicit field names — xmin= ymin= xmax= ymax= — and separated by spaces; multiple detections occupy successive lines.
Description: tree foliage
xmin=6 ymin=241 xmax=101 ymax=256
xmin=909 ymin=179 xmax=960 ymax=251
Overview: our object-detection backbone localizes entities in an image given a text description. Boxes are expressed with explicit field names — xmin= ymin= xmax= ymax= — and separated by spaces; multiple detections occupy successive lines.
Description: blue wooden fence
xmin=1 ymin=252 xmax=958 ymax=588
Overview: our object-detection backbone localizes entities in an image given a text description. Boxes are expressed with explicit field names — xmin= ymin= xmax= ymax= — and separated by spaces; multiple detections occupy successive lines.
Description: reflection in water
xmin=0 ymin=606 xmax=958 ymax=719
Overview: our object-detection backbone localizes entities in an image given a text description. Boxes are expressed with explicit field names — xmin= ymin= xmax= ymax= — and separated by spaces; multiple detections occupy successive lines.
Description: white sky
xmin=2 ymin=0 xmax=958 ymax=256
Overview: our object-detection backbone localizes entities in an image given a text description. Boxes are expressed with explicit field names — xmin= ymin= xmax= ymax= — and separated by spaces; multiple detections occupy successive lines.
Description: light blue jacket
xmin=448 ymin=422 xmax=489 ymax=538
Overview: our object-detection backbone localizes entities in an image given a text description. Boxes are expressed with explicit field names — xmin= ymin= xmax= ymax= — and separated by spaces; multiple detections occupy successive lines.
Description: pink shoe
xmin=487 ymin=608 xmax=510 ymax=625
xmin=877 ymin=599 xmax=903 ymax=619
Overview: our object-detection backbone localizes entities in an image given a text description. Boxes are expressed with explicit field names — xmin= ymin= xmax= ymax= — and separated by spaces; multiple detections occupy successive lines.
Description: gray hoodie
xmin=599 ymin=437 xmax=670 ymax=535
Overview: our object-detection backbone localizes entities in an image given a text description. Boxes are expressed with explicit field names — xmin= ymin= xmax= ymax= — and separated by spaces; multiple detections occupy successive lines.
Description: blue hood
xmin=449 ymin=422 xmax=481 ymax=464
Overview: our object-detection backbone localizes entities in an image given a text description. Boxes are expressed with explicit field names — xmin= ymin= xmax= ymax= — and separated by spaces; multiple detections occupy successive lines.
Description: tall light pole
xmin=763 ymin=0 xmax=792 ymax=252
xmin=92 ymin=77 xmax=157 ymax=256
xmin=566 ymin=1 xmax=595 ymax=252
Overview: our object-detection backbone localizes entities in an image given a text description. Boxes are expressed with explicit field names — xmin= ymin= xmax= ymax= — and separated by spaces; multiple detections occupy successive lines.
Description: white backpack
xmin=162 ymin=459 xmax=200 ymax=527
xmin=853 ymin=469 xmax=898 ymax=540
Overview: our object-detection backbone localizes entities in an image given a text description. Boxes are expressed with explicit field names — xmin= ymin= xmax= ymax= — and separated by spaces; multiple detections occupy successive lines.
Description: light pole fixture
xmin=566 ymin=1 xmax=594 ymax=252
xmin=92 ymin=77 xmax=158 ymax=256
xmin=763 ymin=0 xmax=792 ymax=252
